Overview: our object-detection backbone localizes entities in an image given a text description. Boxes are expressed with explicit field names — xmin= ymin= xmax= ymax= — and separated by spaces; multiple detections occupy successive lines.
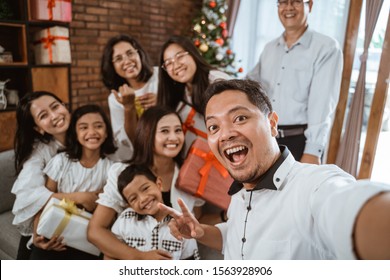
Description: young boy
xmin=110 ymin=164 xmax=200 ymax=260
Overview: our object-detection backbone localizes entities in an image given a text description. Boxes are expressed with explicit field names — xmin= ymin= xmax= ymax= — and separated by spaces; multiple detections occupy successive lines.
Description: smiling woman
xmin=101 ymin=34 xmax=159 ymax=161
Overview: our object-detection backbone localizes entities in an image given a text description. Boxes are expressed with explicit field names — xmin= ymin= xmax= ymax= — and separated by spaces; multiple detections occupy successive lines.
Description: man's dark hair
xmin=202 ymin=79 xmax=273 ymax=115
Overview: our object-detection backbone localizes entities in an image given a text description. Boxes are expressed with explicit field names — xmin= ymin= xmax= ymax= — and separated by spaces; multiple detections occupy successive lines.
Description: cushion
xmin=0 ymin=211 xmax=20 ymax=259
xmin=0 ymin=150 xmax=17 ymax=214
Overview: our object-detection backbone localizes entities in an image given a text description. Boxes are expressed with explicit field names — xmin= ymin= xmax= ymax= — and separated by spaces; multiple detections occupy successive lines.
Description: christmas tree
xmin=191 ymin=0 xmax=242 ymax=76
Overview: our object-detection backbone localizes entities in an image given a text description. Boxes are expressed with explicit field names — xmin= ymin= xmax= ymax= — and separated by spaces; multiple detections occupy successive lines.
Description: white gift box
xmin=177 ymin=101 xmax=208 ymax=152
xmin=37 ymin=197 xmax=100 ymax=256
xmin=33 ymin=26 xmax=71 ymax=64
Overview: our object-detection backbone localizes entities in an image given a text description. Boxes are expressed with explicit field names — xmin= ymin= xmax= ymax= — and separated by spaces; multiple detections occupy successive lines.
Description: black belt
xmin=276 ymin=125 xmax=307 ymax=139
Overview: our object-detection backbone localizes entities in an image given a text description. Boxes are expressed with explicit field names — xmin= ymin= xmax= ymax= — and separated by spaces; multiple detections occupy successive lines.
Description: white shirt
xmin=111 ymin=208 xmax=199 ymax=260
xmin=97 ymin=162 xmax=203 ymax=214
xmin=216 ymin=147 xmax=389 ymax=259
xmin=11 ymin=140 xmax=64 ymax=235
xmin=43 ymin=152 xmax=113 ymax=193
xmin=247 ymin=28 xmax=343 ymax=157
xmin=108 ymin=66 xmax=159 ymax=161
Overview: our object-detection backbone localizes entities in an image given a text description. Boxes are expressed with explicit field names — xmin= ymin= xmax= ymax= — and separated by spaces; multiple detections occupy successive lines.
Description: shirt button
xmin=277 ymin=83 xmax=280 ymax=86
xmin=276 ymin=178 xmax=280 ymax=182
xmin=282 ymin=66 xmax=285 ymax=69
xmin=242 ymin=238 xmax=246 ymax=243
xmin=272 ymin=99 xmax=276 ymax=102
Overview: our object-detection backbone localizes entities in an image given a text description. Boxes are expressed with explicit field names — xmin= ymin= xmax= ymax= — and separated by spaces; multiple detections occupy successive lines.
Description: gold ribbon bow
xmin=52 ymin=199 xmax=88 ymax=237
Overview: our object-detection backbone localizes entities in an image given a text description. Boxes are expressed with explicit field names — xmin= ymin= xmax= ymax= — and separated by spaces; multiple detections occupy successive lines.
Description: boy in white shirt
xmin=109 ymin=164 xmax=199 ymax=260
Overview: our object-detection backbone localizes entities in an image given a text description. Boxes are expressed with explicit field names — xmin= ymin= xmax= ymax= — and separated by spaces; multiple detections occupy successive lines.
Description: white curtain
xmin=336 ymin=0 xmax=385 ymax=176
xmin=232 ymin=0 xmax=350 ymax=76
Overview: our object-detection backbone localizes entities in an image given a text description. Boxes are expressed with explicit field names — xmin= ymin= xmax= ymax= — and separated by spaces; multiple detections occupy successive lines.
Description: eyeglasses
xmin=277 ymin=0 xmax=309 ymax=8
xmin=112 ymin=49 xmax=138 ymax=64
xmin=161 ymin=51 xmax=189 ymax=72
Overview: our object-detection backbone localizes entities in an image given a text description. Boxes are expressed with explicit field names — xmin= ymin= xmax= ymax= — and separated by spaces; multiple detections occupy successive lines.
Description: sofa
xmin=0 ymin=149 xmax=20 ymax=260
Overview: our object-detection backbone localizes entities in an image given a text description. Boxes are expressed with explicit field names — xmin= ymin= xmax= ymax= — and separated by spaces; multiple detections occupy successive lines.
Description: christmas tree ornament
xmin=215 ymin=38 xmax=224 ymax=46
xmin=208 ymin=24 xmax=216 ymax=30
xmin=199 ymin=43 xmax=209 ymax=53
xmin=216 ymin=53 xmax=223 ymax=61
xmin=191 ymin=0 xmax=241 ymax=76
xmin=194 ymin=24 xmax=201 ymax=33
xmin=222 ymin=29 xmax=228 ymax=38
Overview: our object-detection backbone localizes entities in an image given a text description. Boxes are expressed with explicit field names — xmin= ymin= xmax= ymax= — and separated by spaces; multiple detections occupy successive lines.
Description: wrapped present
xmin=33 ymin=26 xmax=71 ymax=64
xmin=177 ymin=102 xmax=207 ymax=153
xmin=30 ymin=0 xmax=72 ymax=22
xmin=37 ymin=197 xmax=101 ymax=256
xmin=176 ymin=138 xmax=233 ymax=210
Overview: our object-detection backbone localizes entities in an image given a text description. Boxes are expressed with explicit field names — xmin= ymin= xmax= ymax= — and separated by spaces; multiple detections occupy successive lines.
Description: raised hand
xmin=113 ymin=84 xmax=136 ymax=106
xmin=158 ymin=198 xmax=204 ymax=240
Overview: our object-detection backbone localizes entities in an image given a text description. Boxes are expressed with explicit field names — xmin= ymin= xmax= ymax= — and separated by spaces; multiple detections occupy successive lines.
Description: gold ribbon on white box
xmin=50 ymin=199 xmax=89 ymax=236
xmin=37 ymin=197 xmax=101 ymax=256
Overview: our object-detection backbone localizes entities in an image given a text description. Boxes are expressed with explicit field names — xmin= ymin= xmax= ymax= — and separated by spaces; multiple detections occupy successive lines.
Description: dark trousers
xmin=16 ymin=235 xmax=32 ymax=260
xmin=30 ymin=245 xmax=102 ymax=260
xmin=276 ymin=133 xmax=306 ymax=161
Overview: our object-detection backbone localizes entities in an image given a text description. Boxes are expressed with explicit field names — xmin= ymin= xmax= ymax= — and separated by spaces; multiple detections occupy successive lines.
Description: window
xmin=232 ymin=0 xmax=350 ymax=76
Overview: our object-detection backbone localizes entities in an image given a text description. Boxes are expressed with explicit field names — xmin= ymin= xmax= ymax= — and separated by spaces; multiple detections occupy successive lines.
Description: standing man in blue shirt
xmin=247 ymin=0 xmax=343 ymax=164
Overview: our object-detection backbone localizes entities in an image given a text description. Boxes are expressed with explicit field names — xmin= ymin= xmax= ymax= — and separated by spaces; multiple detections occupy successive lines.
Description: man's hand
xmin=158 ymin=198 xmax=204 ymax=240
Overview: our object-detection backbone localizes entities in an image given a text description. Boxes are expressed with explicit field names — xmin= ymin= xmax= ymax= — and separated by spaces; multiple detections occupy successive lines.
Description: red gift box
xmin=177 ymin=102 xmax=207 ymax=153
xmin=31 ymin=0 xmax=72 ymax=22
xmin=33 ymin=26 xmax=71 ymax=64
xmin=176 ymin=138 xmax=233 ymax=210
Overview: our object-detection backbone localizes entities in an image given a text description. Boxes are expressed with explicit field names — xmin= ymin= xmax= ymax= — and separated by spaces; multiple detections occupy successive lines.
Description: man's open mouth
xmin=224 ymin=145 xmax=248 ymax=163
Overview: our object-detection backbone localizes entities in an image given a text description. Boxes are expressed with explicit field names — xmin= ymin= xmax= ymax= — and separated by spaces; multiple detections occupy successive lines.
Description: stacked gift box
xmin=33 ymin=26 xmax=71 ymax=64
xmin=176 ymin=138 xmax=233 ymax=210
xmin=30 ymin=0 xmax=72 ymax=22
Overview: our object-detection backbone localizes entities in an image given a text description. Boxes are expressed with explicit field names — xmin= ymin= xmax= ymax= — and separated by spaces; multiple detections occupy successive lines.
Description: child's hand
xmin=142 ymin=249 xmax=172 ymax=260
xmin=33 ymin=234 xmax=66 ymax=251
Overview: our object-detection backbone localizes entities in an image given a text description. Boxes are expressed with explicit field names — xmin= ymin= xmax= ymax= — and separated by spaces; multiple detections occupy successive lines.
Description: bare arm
xmin=354 ymin=192 xmax=390 ymax=259
xmin=87 ymin=204 xmax=141 ymax=259
xmin=87 ymin=204 xmax=172 ymax=259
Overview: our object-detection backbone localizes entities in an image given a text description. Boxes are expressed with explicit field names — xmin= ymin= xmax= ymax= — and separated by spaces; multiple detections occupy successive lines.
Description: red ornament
xmin=238 ymin=67 xmax=244 ymax=73
xmin=222 ymin=29 xmax=228 ymax=38
xmin=209 ymin=1 xmax=216 ymax=8
xmin=226 ymin=49 xmax=232 ymax=55
xmin=219 ymin=22 xmax=227 ymax=29
xmin=194 ymin=39 xmax=200 ymax=46
xmin=215 ymin=38 xmax=224 ymax=46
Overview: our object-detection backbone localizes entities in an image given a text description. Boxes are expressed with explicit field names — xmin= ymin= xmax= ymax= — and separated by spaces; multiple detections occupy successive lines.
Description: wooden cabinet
xmin=0 ymin=0 xmax=71 ymax=152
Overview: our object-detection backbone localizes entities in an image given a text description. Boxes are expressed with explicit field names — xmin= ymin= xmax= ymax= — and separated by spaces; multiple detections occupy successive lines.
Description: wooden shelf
xmin=0 ymin=0 xmax=72 ymax=152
